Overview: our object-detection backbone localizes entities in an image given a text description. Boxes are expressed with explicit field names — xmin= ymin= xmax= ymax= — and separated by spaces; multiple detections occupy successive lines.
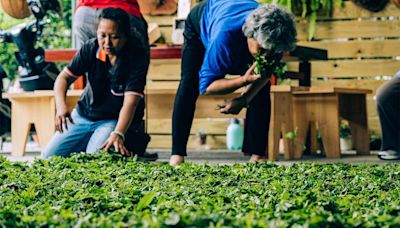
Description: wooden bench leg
xmin=268 ymin=93 xmax=281 ymax=161
xmin=268 ymin=119 xmax=281 ymax=161
xmin=292 ymin=96 xmax=309 ymax=159
xmin=319 ymin=102 xmax=341 ymax=159
xmin=11 ymin=101 xmax=31 ymax=156
xmin=340 ymin=94 xmax=369 ymax=155
xmin=349 ymin=118 xmax=370 ymax=155
xmin=281 ymin=122 xmax=295 ymax=160
xmin=268 ymin=92 xmax=294 ymax=161
xmin=280 ymin=92 xmax=295 ymax=160
xmin=309 ymin=122 xmax=319 ymax=154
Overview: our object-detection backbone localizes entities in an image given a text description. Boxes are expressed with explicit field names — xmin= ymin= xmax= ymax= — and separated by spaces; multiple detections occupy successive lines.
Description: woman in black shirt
xmin=42 ymin=8 xmax=150 ymax=158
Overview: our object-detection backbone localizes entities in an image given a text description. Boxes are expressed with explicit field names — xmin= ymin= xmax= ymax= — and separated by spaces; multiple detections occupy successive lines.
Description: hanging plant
xmin=260 ymin=0 xmax=343 ymax=40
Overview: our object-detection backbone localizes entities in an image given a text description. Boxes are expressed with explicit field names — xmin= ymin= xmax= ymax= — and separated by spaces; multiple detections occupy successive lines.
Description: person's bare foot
xmin=169 ymin=155 xmax=185 ymax=166
xmin=249 ymin=154 xmax=267 ymax=163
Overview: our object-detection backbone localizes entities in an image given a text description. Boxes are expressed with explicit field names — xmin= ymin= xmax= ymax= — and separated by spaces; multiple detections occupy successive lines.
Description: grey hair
xmin=243 ymin=4 xmax=297 ymax=52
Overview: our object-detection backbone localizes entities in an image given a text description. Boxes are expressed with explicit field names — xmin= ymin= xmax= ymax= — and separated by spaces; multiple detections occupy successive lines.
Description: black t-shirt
xmin=64 ymin=38 xmax=149 ymax=122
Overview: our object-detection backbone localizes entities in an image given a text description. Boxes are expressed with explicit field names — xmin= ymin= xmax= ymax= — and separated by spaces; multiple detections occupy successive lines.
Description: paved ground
xmin=1 ymin=141 xmax=396 ymax=165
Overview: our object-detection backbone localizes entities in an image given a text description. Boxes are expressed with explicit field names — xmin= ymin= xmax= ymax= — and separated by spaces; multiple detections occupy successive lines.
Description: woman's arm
xmin=218 ymin=63 xmax=273 ymax=114
xmin=54 ymin=71 xmax=74 ymax=132
xmin=218 ymin=77 xmax=270 ymax=114
xmin=102 ymin=95 xmax=141 ymax=156
xmin=203 ymin=63 xmax=259 ymax=95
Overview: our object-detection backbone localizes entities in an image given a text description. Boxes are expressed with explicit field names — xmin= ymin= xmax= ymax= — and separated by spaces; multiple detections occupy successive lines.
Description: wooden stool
xmin=2 ymin=90 xmax=81 ymax=156
xmin=291 ymin=87 xmax=371 ymax=159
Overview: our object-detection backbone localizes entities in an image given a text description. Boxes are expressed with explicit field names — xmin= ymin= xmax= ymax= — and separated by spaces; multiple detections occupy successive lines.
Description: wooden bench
xmin=2 ymin=90 xmax=82 ymax=156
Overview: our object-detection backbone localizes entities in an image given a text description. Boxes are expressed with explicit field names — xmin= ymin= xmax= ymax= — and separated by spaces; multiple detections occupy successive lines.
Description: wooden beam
xmin=45 ymin=45 xmax=182 ymax=63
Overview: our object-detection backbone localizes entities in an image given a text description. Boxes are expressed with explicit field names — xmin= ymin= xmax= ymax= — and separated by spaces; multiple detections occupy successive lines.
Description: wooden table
xmin=291 ymin=87 xmax=371 ymax=159
xmin=2 ymin=90 xmax=82 ymax=156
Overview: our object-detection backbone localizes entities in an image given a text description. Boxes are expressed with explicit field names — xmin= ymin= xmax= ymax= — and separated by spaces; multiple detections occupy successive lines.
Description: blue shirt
xmin=199 ymin=0 xmax=259 ymax=94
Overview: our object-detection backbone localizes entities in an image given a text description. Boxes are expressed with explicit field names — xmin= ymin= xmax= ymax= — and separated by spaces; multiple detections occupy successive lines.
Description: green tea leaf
xmin=137 ymin=191 xmax=157 ymax=210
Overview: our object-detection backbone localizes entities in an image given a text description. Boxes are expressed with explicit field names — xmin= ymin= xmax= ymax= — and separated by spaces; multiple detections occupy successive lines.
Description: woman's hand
xmin=101 ymin=133 xmax=131 ymax=156
xmin=55 ymin=105 xmax=74 ymax=133
xmin=243 ymin=63 xmax=261 ymax=85
xmin=218 ymin=95 xmax=248 ymax=115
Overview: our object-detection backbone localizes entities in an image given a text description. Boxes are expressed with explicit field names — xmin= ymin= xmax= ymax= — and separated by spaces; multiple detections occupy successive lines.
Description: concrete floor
xmin=0 ymin=141 xmax=395 ymax=165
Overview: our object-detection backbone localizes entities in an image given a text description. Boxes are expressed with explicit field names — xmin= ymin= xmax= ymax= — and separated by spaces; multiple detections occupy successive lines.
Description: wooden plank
xmin=287 ymin=59 xmax=400 ymax=78
xmin=159 ymin=26 xmax=173 ymax=43
xmin=148 ymin=59 xmax=181 ymax=80
xmin=3 ymin=90 xmax=83 ymax=98
xmin=45 ymin=46 xmax=182 ymax=62
xmin=312 ymin=79 xmax=386 ymax=94
xmin=146 ymin=92 xmax=245 ymax=119
xmin=143 ymin=3 xmax=400 ymax=23
xmin=366 ymin=97 xmax=378 ymax=117
xmin=146 ymin=81 xmax=180 ymax=90
xmin=148 ymin=23 xmax=162 ymax=44
xmin=368 ymin=116 xmax=381 ymax=135
xmin=329 ymin=2 xmax=400 ymax=19
xmin=147 ymin=118 xmax=231 ymax=134
xmin=148 ymin=134 xmax=228 ymax=149
xmin=297 ymin=20 xmax=400 ymax=41
xmin=297 ymin=39 xmax=400 ymax=59
xmin=293 ymin=86 xmax=371 ymax=94
xmin=143 ymin=15 xmax=175 ymax=27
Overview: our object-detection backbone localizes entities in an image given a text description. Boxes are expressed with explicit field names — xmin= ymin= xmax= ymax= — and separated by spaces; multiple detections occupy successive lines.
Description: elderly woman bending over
xmin=170 ymin=0 xmax=297 ymax=165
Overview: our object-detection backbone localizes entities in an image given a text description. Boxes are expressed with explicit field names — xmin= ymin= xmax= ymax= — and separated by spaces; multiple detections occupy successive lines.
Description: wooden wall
xmin=295 ymin=1 xmax=400 ymax=136
xmin=144 ymin=1 xmax=400 ymax=149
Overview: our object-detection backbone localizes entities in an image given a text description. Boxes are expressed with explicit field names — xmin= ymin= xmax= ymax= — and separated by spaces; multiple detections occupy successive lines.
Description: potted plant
xmin=339 ymin=120 xmax=353 ymax=151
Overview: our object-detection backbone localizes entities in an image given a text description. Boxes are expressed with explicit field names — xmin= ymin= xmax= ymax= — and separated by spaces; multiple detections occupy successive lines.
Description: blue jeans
xmin=42 ymin=109 xmax=117 ymax=158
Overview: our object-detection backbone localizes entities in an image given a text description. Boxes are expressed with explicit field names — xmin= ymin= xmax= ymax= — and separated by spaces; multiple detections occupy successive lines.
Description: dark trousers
xmin=171 ymin=2 xmax=271 ymax=156
xmin=376 ymin=76 xmax=400 ymax=152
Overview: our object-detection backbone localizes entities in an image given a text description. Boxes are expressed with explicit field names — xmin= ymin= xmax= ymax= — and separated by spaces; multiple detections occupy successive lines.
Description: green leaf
xmin=307 ymin=12 xmax=317 ymax=41
xmin=137 ymin=192 xmax=157 ymax=210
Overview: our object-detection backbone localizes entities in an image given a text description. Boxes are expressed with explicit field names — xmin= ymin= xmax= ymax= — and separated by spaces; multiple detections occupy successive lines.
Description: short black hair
xmin=99 ymin=8 xmax=131 ymax=37
xmin=352 ymin=0 xmax=389 ymax=12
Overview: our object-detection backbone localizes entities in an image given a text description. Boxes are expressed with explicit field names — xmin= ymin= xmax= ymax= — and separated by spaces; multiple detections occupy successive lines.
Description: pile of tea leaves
xmin=1 ymin=152 xmax=399 ymax=227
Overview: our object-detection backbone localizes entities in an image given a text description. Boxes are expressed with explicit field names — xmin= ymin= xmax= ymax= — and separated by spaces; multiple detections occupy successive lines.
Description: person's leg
xmin=41 ymin=110 xmax=92 ymax=158
xmin=376 ymin=76 xmax=400 ymax=158
xmin=170 ymin=2 xmax=206 ymax=165
xmin=242 ymin=82 xmax=271 ymax=162
xmin=124 ymin=121 xmax=155 ymax=160
xmin=85 ymin=119 xmax=117 ymax=153
xmin=72 ymin=6 xmax=102 ymax=48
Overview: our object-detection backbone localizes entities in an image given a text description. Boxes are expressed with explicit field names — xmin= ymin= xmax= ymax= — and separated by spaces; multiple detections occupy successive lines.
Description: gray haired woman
xmin=170 ymin=0 xmax=297 ymax=165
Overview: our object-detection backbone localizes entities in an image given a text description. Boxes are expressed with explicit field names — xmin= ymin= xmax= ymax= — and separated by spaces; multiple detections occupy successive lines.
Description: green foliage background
xmin=0 ymin=0 xmax=72 ymax=81
xmin=260 ymin=0 xmax=343 ymax=40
